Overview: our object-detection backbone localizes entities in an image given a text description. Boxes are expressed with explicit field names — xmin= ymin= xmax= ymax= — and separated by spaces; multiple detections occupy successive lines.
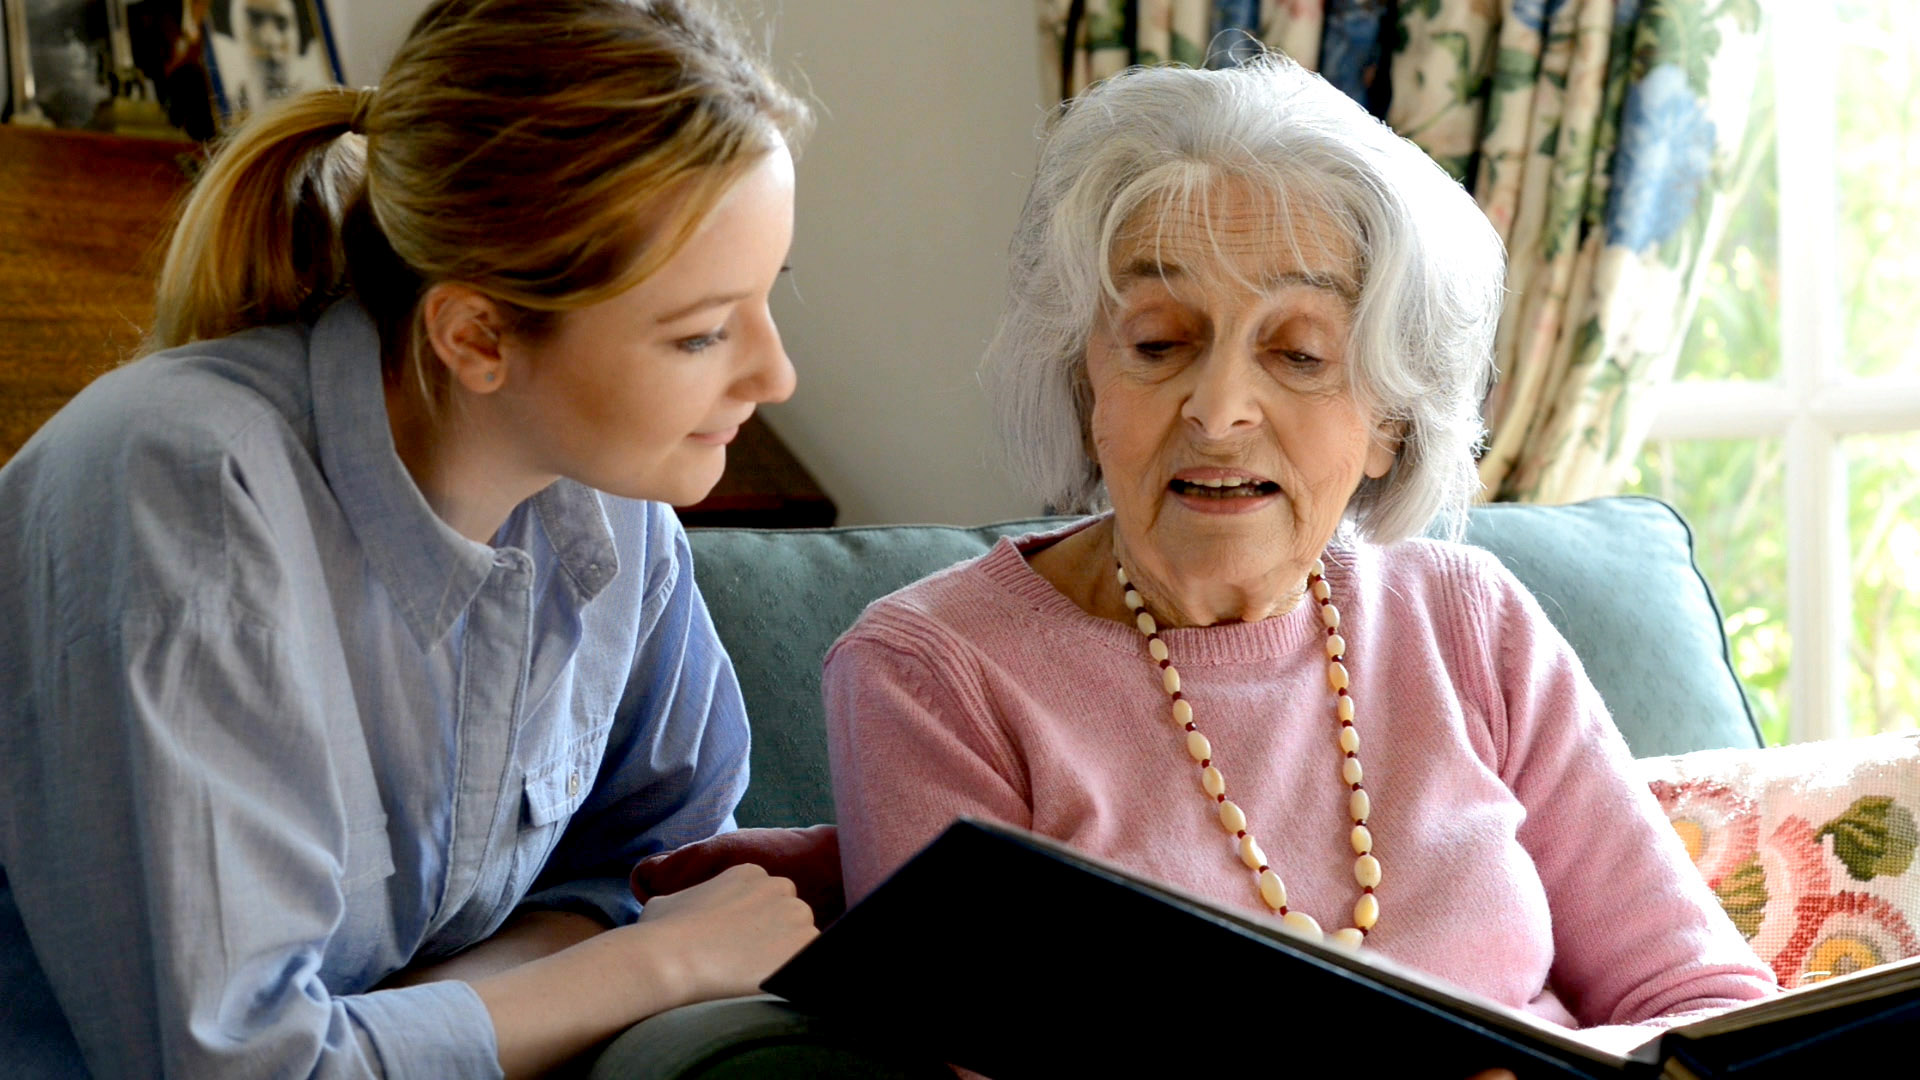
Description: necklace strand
xmin=1116 ymin=557 xmax=1380 ymax=949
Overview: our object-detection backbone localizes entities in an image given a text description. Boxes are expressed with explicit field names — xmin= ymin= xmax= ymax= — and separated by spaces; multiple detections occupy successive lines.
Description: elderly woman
xmin=823 ymin=57 xmax=1775 ymax=1039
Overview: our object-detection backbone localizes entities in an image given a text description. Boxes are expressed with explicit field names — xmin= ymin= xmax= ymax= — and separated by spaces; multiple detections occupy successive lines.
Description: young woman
xmin=0 ymin=1 xmax=817 ymax=1075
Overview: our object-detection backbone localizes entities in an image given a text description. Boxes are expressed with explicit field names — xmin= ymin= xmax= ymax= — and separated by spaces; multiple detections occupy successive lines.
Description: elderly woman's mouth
xmin=1168 ymin=476 xmax=1283 ymax=498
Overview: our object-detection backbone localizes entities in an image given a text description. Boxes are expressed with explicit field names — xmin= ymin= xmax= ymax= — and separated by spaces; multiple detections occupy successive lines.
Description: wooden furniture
xmin=0 ymin=126 xmax=194 ymax=463
xmin=0 ymin=125 xmax=834 ymax=527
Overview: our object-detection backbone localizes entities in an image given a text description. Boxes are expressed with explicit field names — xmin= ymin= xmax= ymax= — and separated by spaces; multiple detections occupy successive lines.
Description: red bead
xmin=1340 ymin=719 xmax=1353 ymax=727
xmin=1257 ymin=864 xmax=1269 ymax=872
xmin=1351 ymin=783 xmax=1362 ymax=791
xmin=1336 ymin=687 xmax=1349 ymax=697
xmin=1170 ymin=691 xmax=1184 ymax=701
xmin=1216 ymin=793 xmax=1226 ymax=802
xmin=1200 ymin=759 xmax=1211 ymax=768
xmin=1362 ymin=886 xmax=1374 ymax=894
xmin=1236 ymin=830 xmax=1246 ymax=838
xmin=1359 ymin=927 xmax=1369 ymax=937
xmin=1158 ymin=658 xmax=1170 ymax=669
xmin=1327 ymin=627 xmax=1336 ymax=635
xmin=1278 ymin=906 xmax=1290 ymax=915
xmin=1346 ymin=750 xmax=1356 ymax=758
xmin=1185 ymin=722 xmax=1196 ymax=732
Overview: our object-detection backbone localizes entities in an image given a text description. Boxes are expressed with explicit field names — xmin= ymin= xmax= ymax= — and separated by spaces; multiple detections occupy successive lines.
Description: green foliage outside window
xmin=1624 ymin=2 xmax=1919 ymax=743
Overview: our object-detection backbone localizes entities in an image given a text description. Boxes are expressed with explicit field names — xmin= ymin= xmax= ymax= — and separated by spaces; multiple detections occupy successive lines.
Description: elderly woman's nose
xmin=1179 ymin=347 xmax=1264 ymax=438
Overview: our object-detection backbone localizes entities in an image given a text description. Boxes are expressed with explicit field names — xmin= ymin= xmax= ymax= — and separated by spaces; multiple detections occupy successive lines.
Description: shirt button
xmin=567 ymin=772 xmax=581 ymax=799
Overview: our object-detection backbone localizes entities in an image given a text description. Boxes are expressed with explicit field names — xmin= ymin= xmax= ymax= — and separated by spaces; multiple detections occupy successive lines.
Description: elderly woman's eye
xmin=1132 ymin=340 xmax=1183 ymax=358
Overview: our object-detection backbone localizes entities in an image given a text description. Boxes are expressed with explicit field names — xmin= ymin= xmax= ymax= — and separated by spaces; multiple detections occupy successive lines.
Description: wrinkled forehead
xmin=1103 ymin=176 xmax=1362 ymax=305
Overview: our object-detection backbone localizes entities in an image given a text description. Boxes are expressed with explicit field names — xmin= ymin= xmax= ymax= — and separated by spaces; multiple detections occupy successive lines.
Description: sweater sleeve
xmin=822 ymin=618 xmax=1032 ymax=904
xmin=1467 ymin=553 xmax=1777 ymax=1027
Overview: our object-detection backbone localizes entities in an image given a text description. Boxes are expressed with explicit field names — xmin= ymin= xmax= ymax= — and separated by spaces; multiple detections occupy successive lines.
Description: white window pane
xmin=1675 ymin=56 xmax=1779 ymax=385
xmin=1836 ymin=1 xmax=1920 ymax=378
xmin=1626 ymin=439 xmax=1790 ymax=743
xmin=1846 ymin=432 xmax=1920 ymax=735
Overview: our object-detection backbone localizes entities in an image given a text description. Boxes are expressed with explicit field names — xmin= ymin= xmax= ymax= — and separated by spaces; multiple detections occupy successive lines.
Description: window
xmin=1625 ymin=0 xmax=1920 ymax=744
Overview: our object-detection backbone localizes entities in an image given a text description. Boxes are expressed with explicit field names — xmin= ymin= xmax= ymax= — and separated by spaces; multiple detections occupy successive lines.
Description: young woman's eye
xmin=676 ymin=329 xmax=729 ymax=354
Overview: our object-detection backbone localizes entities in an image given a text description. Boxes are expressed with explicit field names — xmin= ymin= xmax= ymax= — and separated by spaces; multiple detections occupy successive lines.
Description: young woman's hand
xmin=635 ymin=862 xmax=820 ymax=1002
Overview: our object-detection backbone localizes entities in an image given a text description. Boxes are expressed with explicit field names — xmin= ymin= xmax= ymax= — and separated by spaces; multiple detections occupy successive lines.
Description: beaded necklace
xmin=1116 ymin=556 xmax=1379 ymax=949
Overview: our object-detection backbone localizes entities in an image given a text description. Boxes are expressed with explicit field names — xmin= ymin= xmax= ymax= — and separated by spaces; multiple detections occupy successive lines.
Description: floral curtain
xmin=1039 ymin=0 xmax=1766 ymax=505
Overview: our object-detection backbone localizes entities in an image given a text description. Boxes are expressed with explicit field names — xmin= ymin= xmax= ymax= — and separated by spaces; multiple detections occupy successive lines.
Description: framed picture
xmin=13 ymin=0 xmax=111 ymax=129
xmin=2 ymin=1 xmax=11 ymax=122
xmin=203 ymin=0 xmax=339 ymax=123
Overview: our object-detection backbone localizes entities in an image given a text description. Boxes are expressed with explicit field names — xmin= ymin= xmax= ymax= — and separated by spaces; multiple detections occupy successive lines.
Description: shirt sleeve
xmin=520 ymin=504 xmax=751 ymax=926
xmin=6 ymin=578 xmax=500 ymax=1075
xmin=1468 ymin=553 xmax=1778 ymax=1027
xmin=822 ymin=617 xmax=1032 ymax=904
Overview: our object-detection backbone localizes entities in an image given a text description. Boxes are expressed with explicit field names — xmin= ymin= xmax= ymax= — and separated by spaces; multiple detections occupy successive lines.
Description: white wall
xmin=332 ymin=0 xmax=1048 ymax=525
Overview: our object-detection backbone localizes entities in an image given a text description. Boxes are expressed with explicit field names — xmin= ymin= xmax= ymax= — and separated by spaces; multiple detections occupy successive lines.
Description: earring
xmin=484 ymin=371 xmax=497 ymax=383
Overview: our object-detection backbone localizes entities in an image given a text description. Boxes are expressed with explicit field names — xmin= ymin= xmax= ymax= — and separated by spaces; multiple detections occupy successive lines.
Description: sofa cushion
xmin=1633 ymin=733 xmax=1920 ymax=988
xmin=688 ymin=496 xmax=1759 ymax=828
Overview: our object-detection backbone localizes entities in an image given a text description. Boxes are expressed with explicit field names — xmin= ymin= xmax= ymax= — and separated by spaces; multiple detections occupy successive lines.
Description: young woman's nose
xmin=741 ymin=309 xmax=797 ymax=405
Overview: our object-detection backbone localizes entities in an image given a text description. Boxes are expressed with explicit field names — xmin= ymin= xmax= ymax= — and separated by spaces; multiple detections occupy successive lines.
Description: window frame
xmin=1643 ymin=0 xmax=1920 ymax=742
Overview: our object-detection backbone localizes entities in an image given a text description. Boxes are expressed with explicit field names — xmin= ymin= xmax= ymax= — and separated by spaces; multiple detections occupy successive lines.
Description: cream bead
xmin=1354 ymin=893 xmax=1379 ymax=930
xmin=1218 ymin=800 xmax=1246 ymax=835
xmin=1201 ymin=765 xmax=1226 ymax=797
xmin=1258 ymin=869 xmax=1287 ymax=910
xmin=1355 ymin=854 xmax=1382 ymax=888
xmin=1282 ymin=911 xmax=1323 ymax=940
xmin=1186 ymin=730 xmax=1212 ymax=763
xmin=1311 ymin=559 xmax=1325 ymax=577
xmin=1118 ymin=553 xmax=1379 ymax=945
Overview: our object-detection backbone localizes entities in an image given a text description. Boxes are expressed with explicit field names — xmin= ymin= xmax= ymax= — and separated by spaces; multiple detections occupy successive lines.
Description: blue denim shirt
xmin=0 ymin=300 xmax=750 ymax=1077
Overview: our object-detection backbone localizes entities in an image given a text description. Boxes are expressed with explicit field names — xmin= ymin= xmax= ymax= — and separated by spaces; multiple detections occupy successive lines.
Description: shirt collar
xmin=311 ymin=298 xmax=497 ymax=648
xmin=309 ymin=300 xmax=623 ymax=642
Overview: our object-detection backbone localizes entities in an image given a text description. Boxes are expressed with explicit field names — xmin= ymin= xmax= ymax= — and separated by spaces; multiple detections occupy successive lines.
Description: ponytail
xmin=149 ymin=88 xmax=367 ymax=352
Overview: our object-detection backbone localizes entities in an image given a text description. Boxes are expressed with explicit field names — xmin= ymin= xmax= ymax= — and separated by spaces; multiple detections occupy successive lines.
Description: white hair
xmin=981 ymin=56 xmax=1505 ymax=543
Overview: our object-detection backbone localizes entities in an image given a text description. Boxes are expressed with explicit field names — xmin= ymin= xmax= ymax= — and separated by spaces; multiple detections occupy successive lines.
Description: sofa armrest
xmin=587 ymin=995 xmax=950 ymax=1080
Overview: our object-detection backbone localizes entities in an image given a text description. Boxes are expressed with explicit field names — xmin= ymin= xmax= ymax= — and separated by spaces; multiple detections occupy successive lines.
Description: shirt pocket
xmin=521 ymin=728 xmax=607 ymax=830
xmin=341 ymin=813 xmax=397 ymax=892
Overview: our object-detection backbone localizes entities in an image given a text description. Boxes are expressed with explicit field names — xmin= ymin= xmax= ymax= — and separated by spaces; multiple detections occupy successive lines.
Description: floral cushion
xmin=1633 ymin=733 xmax=1920 ymax=988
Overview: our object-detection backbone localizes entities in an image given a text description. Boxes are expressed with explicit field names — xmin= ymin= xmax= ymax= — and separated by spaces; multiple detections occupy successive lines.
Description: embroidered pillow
xmin=1633 ymin=733 xmax=1920 ymax=988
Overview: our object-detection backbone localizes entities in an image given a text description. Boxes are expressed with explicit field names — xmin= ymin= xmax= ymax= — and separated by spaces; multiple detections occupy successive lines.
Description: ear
xmin=421 ymin=283 xmax=508 ymax=395
xmin=1363 ymin=419 xmax=1403 ymax=480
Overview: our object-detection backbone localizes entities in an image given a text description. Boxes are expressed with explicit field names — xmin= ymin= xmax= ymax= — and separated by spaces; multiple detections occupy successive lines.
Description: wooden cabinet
xmin=0 ymin=125 xmax=834 ymax=528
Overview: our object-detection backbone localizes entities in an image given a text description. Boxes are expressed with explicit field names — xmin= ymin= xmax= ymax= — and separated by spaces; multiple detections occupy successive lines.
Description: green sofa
xmin=588 ymin=495 xmax=1761 ymax=1078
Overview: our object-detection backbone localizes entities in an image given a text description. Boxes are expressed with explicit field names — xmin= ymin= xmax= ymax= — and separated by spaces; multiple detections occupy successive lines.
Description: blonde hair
xmin=982 ymin=57 xmax=1504 ymax=543
xmin=150 ymin=0 xmax=810 ymax=404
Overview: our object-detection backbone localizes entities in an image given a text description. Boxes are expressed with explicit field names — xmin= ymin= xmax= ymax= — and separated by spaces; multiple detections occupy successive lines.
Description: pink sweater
xmin=823 ymin=520 xmax=1776 ymax=1033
